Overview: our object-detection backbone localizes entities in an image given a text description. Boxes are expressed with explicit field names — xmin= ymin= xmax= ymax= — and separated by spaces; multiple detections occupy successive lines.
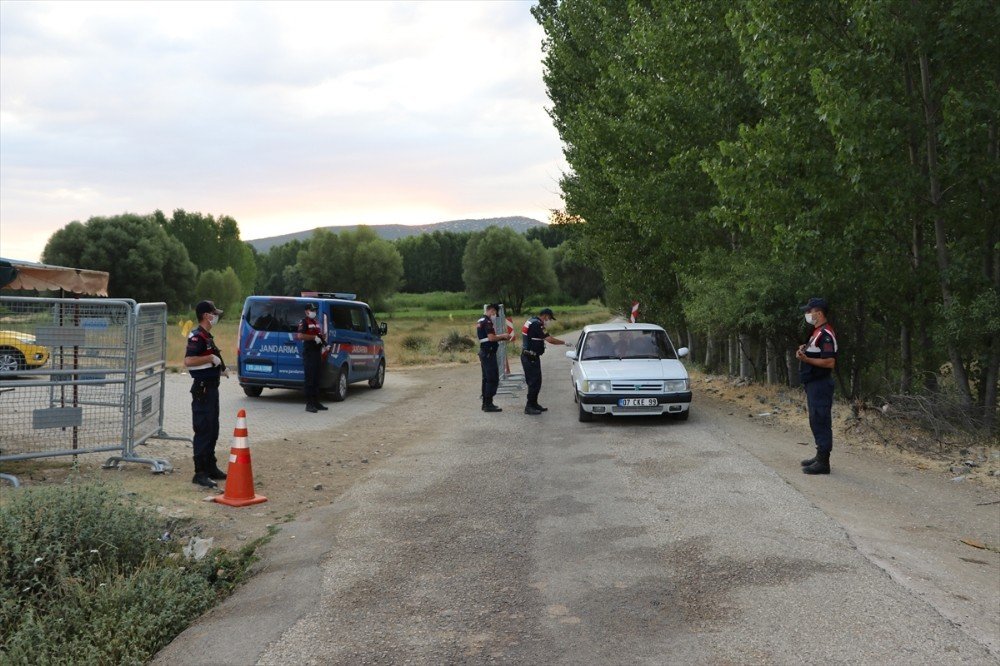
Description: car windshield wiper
xmin=583 ymin=355 xmax=616 ymax=360
xmin=624 ymin=354 xmax=662 ymax=359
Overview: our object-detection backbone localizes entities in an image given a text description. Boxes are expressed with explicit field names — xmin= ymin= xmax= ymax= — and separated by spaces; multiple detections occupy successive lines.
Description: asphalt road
xmin=154 ymin=348 xmax=999 ymax=665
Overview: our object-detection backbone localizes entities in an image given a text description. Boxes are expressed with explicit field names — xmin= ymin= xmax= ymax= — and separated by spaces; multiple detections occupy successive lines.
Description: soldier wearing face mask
xmin=795 ymin=297 xmax=838 ymax=474
xmin=296 ymin=302 xmax=327 ymax=413
xmin=184 ymin=300 xmax=229 ymax=488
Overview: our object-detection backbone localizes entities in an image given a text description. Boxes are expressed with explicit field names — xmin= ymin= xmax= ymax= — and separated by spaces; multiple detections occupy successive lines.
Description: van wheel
xmin=242 ymin=385 xmax=263 ymax=398
xmin=330 ymin=366 xmax=349 ymax=402
xmin=369 ymin=360 xmax=385 ymax=389
xmin=578 ymin=402 xmax=594 ymax=422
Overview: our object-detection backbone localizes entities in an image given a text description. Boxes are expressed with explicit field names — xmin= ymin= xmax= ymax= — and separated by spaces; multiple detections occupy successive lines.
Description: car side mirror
xmin=677 ymin=347 xmax=689 ymax=358
xmin=379 ymin=322 xmax=388 ymax=336
xmin=565 ymin=350 xmax=577 ymax=360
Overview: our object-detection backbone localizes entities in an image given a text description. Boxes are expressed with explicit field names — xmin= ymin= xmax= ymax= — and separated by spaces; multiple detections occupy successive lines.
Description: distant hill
xmin=247 ymin=216 xmax=545 ymax=253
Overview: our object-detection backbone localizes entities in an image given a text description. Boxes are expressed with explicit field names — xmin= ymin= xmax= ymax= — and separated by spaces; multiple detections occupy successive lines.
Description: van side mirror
xmin=379 ymin=322 xmax=388 ymax=336
xmin=677 ymin=347 xmax=689 ymax=358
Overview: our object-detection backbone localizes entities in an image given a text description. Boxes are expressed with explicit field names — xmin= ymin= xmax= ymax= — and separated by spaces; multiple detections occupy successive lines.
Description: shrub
xmin=438 ymin=330 xmax=475 ymax=352
xmin=0 ymin=482 xmax=258 ymax=665
xmin=401 ymin=334 xmax=428 ymax=351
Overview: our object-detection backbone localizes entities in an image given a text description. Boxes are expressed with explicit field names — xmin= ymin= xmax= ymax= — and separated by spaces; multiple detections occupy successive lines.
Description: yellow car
xmin=0 ymin=330 xmax=50 ymax=373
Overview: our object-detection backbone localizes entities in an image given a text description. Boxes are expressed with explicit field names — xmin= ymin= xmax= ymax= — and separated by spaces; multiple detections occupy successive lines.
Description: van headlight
xmin=582 ymin=380 xmax=611 ymax=393
xmin=663 ymin=379 xmax=689 ymax=392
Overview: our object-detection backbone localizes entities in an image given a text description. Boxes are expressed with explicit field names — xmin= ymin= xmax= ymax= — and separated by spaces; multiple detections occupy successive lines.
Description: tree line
xmin=533 ymin=0 xmax=998 ymax=431
xmin=40 ymin=210 xmax=604 ymax=315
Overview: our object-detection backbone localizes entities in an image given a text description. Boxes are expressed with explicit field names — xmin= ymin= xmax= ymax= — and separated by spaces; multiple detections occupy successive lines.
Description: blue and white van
xmin=237 ymin=293 xmax=387 ymax=401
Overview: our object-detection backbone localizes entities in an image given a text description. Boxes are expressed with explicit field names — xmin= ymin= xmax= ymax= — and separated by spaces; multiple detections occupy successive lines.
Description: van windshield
xmin=245 ymin=301 xmax=305 ymax=333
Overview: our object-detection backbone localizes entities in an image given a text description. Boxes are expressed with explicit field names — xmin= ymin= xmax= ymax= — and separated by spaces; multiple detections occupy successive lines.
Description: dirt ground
xmin=0 ymin=366 xmax=447 ymax=551
xmin=3 ymin=365 xmax=997 ymax=555
xmin=694 ymin=370 xmax=1000 ymax=488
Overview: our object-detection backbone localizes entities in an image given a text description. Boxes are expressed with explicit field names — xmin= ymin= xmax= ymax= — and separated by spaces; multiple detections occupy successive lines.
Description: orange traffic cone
xmin=213 ymin=409 xmax=267 ymax=507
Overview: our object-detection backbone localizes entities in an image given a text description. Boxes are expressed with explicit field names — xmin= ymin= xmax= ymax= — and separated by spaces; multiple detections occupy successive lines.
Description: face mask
xmin=804 ymin=313 xmax=815 ymax=325
xmin=306 ymin=310 xmax=316 ymax=319
xmin=208 ymin=314 xmax=219 ymax=326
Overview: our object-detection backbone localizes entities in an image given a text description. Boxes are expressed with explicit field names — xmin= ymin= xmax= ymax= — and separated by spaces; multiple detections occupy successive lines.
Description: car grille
xmin=611 ymin=381 xmax=663 ymax=392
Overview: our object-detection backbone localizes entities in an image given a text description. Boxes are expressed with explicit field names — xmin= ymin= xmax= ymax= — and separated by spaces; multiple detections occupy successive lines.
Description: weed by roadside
xmin=0 ymin=481 xmax=266 ymax=665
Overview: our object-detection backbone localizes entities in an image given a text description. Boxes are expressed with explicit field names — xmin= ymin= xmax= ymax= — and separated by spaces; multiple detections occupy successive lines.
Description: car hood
xmin=0 ymin=331 xmax=36 ymax=343
xmin=578 ymin=359 xmax=688 ymax=381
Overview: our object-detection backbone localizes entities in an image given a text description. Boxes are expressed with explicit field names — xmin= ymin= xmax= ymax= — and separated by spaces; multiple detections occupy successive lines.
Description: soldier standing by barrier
xmin=296 ymin=302 xmax=327 ymax=413
xmin=184 ymin=300 xmax=228 ymax=488
xmin=477 ymin=303 xmax=511 ymax=412
xmin=520 ymin=307 xmax=568 ymax=415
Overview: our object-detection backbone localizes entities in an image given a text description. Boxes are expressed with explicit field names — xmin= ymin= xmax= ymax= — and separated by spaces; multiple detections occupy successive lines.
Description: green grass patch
xmin=0 ymin=482 xmax=266 ymax=665
xmin=386 ymin=291 xmax=475 ymax=313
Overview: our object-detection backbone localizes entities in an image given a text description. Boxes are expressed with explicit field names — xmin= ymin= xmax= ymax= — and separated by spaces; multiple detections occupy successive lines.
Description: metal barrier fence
xmin=0 ymin=296 xmax=186 ymax=487
xmin=494 ymin=305 xmax=524 ymax=396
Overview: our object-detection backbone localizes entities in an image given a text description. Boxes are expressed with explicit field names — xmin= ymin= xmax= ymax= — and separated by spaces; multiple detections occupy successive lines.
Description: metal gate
xmin=0 ymin=296 xmax=185 ymax=487
xmin=494 ymin=305 xmax=524 ymax=396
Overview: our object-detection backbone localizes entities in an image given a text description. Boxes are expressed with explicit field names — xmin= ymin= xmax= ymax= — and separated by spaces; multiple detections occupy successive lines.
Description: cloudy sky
xmin=0 ymin=0 xmax=567 ymax=262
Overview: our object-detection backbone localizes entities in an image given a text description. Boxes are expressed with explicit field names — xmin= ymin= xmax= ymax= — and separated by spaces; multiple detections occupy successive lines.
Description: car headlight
xmin=664 ymin=379 xmax=689 ymax=392
xmin=582 ymin=380 xmax=612 ymax=393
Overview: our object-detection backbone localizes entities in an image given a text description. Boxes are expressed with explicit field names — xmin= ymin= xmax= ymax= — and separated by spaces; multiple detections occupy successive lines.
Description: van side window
xmin=366 ymin=309 xmax=378 ymax=334
xmin=330 ymin=306 xmax=353 ymax=330
xmin=246 ymin=302 xmax=300 ymax=333
xmin=349 ymin=308 xmax=366 ymax=332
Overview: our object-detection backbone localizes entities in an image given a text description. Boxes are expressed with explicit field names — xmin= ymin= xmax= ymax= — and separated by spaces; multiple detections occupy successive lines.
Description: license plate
xmin=245 ymin=363 xmax=271 ymax=373
xmin=618 ymin=398 xmax=658 ymax=407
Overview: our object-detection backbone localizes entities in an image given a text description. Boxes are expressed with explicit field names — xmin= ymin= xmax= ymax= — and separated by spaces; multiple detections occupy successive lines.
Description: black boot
xmin=803 ymin=450 xmax=831 ymax=475
xmin=305 ymin=403 xmax=318 ymax=413
xmin=315 ymin=402 xmax=329 ymax=411
xmin=191 ymin=456 xmax=217 ymax=488
xmin=482 ymin=399 xmax=502 ymax=412
xmin=532 ymin=403 xmax=548 ymax=412
xmin=206 ymin=455 xmax=227 ymax=480
xmin=801 ymin=449 xmax=818 ymax=467
xmin=524 ymin=404 xmax=542 ymax=415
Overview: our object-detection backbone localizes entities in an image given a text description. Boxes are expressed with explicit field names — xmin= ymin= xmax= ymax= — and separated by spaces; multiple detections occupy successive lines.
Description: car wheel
xmin=0 ymin=348 xmax=25 ymax=373
xmin=330 ymin=366 xmax=349 ymax=402
xmin=673 ymin=409 xmax=690 ymax=421
xmin=368 ymin=360 xmax=385 ymax=389
xmin=578 ymin=401 xmax=594 ymax=422
xmin=242 ymin=385 xmax=263 ymax=397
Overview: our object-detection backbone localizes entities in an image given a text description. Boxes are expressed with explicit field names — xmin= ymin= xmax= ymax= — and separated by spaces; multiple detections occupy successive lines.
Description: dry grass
xmin=166 ymin=306 xmax=613 ymax=370
xmin=166 ymin=319 xmax=239 ymax=370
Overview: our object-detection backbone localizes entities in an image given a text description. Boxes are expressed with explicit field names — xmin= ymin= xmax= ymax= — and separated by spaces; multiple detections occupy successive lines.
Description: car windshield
xmin=580 ymin=330 xmax=677 ymax=361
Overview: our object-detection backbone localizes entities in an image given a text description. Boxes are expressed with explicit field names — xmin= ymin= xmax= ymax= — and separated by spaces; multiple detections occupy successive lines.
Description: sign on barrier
xmin=0 ymin=296 xmax=187 ymax=487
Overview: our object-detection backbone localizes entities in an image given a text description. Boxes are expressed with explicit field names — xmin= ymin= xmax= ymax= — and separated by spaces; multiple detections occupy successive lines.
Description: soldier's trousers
xmin=521 ymin=353 xmax=542 ymax=405
xmin=479 ymin=350 xmax=498 ymax=400
xmin=805 ymin=378 xmax=835 ymax=454
xmin=191 ymin=381 xmax=220 ymax=461
xmin=303 ymin=348 xmax=322 ymax=405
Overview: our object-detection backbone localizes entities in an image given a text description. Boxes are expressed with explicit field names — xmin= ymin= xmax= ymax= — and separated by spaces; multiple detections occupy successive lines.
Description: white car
xmin=566 ymin=323 xmax=691 ymax=422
